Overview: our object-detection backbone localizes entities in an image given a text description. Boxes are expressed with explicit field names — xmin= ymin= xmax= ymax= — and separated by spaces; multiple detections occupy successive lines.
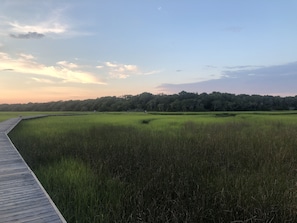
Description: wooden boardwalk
xmin=0 ymin=117 xmax=67 ymax=223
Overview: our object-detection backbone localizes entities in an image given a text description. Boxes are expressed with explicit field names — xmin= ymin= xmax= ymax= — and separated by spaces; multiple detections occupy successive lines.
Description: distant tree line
xmin=1 ymin=91 xmax=297 ymax=112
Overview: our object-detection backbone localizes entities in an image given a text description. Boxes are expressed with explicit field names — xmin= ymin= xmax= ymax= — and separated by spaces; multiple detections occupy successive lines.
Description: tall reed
xmin=9 ymin=114 xmax=297 ymax=222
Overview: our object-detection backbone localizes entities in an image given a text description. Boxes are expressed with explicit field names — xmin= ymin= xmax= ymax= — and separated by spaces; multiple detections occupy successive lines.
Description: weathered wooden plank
xmin=0 ymin=198 xmax=49 ymax=213
xmin=0 ymin=186 xmax=45 ymax=196
xmin=0 ymin=118 xmax=21 ymax=133
xmin=0 ymin=179 xmax=36 ymax=190
xmin=1 ymin=206 xmax=62 ymax=223
xmin=0 ymin=117 xmax=67 ymax=223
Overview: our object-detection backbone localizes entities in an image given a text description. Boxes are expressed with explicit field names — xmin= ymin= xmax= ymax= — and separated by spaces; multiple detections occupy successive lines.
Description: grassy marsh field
xmin=0 ymin=112 xmax=28 ymax=122
xmin=6 ymin=112 xmax=297 ymax=222
xmin=0 ymin=111 xmax=77 ymax=122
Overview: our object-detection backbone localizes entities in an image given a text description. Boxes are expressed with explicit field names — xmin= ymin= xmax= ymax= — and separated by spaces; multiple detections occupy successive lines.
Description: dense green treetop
xmin=1 ymin=91 xmax=297 ymax=112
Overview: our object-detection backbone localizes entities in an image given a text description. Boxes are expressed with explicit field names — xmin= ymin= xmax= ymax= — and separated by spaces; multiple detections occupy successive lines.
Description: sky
xmin=0 ymin=0 xmax=297 ymax=103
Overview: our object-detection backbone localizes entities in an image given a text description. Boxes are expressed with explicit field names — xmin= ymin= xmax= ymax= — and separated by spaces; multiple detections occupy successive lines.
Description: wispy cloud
xmin=7 ymin=18 xmax=67 ymax=39
xmin=57 ymin=60 xmax=79 ymax=69
xmin=106 ymin=61 xmax=138 ymax=79
xmin=98 ymin=61 xmax=160 ymax=79
xmin=0 ymin=52 xmax=105 ymax=84
xmin=30 ymin=77 xmax=55 ymax=84
xmin=1 ymin=68 xmax=14 ymax=71
xmin=1 ymin=5 xmax=91 ymax=39
xmin=18 ymin=53 xmax=35 ymax=60
xmin=10 ymin=31 xmax=45 ymax=39
xmin=223 ymin=62 xmax=297 ymax=77
xmin=157 ymin=62 xmax=297 ymax=96
xmin=9 ymin=20 xmax=67 ymax=34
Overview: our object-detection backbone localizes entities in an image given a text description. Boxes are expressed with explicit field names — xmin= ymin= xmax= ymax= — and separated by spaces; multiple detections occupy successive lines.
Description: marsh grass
xmin=9 ymin=113 xmax=297 ymax=222
xmin=0 ymin=112 xmax=41 ymax=122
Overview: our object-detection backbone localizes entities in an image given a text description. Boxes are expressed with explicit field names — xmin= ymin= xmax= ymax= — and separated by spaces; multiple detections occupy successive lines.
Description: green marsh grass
xmin=0 ymin=111 xmax=75 ymax=122
xmin=0 ymin=112 xmax=31 ymax=122
xmin=9 ymin=112 xmax=297 ymax=222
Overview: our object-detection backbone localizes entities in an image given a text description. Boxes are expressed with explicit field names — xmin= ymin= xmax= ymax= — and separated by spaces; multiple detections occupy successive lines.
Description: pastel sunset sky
xmin=1 ymin=0 xmax=297 ymax=103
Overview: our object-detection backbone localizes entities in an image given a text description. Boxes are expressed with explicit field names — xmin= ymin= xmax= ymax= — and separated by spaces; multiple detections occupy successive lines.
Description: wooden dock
xmin=0 ymin=117 xmax=67 ymax=223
